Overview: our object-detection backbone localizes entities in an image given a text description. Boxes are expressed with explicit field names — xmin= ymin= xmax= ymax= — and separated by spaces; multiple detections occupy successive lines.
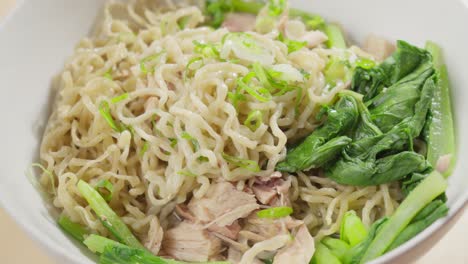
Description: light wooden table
xmin=0 ymin=1 xmax=467 ymax=263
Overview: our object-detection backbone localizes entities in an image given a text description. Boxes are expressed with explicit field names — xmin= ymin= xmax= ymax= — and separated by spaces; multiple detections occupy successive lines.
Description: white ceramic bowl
xmin=0 ymin=0 xmax=467 ymax=263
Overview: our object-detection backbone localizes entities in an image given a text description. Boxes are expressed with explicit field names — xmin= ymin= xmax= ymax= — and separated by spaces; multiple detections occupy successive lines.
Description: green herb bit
xmin=110 ymin=93 xmax=129 ymax=104
xmin=99 ymin=101 xmax=122 ymax=132
xmin=257 ymin=206 xmax=293 ymax=219
xmin=356 ymin=58 xmax=377 ymax=70
xmin=95 ymin=179 xmax=114 ymax=202
xmin=197 ymin=156 xmax=210 ymax=163
xmin=237 ymin=76 xmax=272 ymax=103
xmin=77 ymin=180 xmax=144 ymax=249
xmin=268 ymin=0 xmax=287 ymax=17
xmin=177 ymin=15 xmax=191 ymax=30
xmin=244 ymin=110 xmax=263 ymax=132
xmin=103 ymin=69 xmax=113 ymax=80
xmin=181 ymin=132 xmax=200 ymax=152
xmin=178 ymin=170 xmax=197 ymax=177
xmin=140 ymin=52 xmax=165 ymax=74
xmin=139 ymin=141 xmax=149 ymax=157
xmin=169 ymin=138 xmax=178 ymax=148
xmin=193 ymin=40 xmax=220 ymax=59
xmin=58 ymin=215 xmax=88 ymax=243
xmin=222 ymin=153 xmax=260 ymax=172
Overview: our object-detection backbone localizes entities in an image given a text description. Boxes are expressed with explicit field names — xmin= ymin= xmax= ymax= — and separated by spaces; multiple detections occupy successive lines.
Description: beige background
xmin=0 ymin=0 xmax=467 ymax=263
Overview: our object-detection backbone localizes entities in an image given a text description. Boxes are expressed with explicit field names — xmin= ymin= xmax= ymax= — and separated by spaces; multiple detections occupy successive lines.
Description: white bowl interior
xmin=0 ymin=0 xmax=466 ymax=263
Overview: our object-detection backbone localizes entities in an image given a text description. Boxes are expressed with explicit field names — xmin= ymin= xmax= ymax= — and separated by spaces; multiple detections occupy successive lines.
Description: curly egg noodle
xmin=38 ymin=0 xmax=401 ymax=260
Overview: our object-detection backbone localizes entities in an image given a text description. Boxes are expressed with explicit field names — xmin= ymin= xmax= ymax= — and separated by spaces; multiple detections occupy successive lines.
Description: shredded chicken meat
xmin=162 ymin=222 xmax=222 ymax=262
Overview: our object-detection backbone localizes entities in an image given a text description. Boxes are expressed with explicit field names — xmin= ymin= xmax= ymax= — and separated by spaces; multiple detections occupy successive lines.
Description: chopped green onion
xmin=77 ymin=180 xmax=144 ymax=249
xmin=140 ymin=52 xmax=165 ymax=74
xmin=228 ymin=89 xmax=247 ymax=111
xmin=356 ymin=58 xmax=377 ymax=70
xmin=31 ymin=163 xmax=56 ymax=195
xmin=139 ymin=141 xmax=149 ymax=157
xmin=169 ymin=138 xmax=178 ymax=148
xmin=252 ymin=62 xmax=271 ymax=89
xmin=222 ymin=153 xmax=261 ymax=172
xmin=257 ymin=206 xmax=293 ymax=219
xmin=361 ymin=171 xmax=448 ymax=262
xmin=58 ymin=215 xmax=88 ymax=243
xmin=324 ymin=23 xmax=347 ymax=49
xmin=178 ymin=170 xmax=197 ymax=177
xmin=289 ymin=9 xmax=325 ymax=30
xmin=268 ymin=0 xmax=287 ymax=17
xmin=185 ymin=56 xmax=204 ymax=79
xmin=244 ymin=110 xmax=263 ymax=132
xmin=193 ymin=40 xmax=220 ymax=59
xmin=197 ymin=156 xmax=210 ymax=163
xmin=340 ymin=210 xmax=368 ymax=247
xmin=103 ymin=69 xmax=113 ymax=80
xmin=237 ymin=77 xmax=272 ymax=103
xmin=177 ymin=15 xmax=191 ymax=30
xmin=95 ymin=179 xmax=114 ymax=202
xmin=181 ymin=131 xmax=200 ymax=152
xmin=278 ymin=34 xmax=307 ymax=54
xmin=99 ymin=101 xmax=123 ymax=132
xmin=110 ymin=93 xmax=129 ymax=104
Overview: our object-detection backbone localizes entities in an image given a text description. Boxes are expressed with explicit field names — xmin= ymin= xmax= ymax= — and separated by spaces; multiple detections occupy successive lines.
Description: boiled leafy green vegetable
xmin=324 ymin=24 xmax=347 ymax=49
xmin=340 ymin=211 xmax=368 ymax=247
xmin=321 ymin=238 xmax=350 ymax=262
xmin=58 ymin=215 xmax=88 ymax=243
xmin=310 ymin=242 xmax=342 ymax=264
xmin=77 ymin=180 xmax=145 ymax=250
xmin=361 ymin=171 xmax=447 ymax=262
xmin=276 ymin=92 xmax=359 ymax=172
xmin=278 ymin=41 xmax=438 ymax=187
xmin=424 ymin=41 xmax=456 ymax=177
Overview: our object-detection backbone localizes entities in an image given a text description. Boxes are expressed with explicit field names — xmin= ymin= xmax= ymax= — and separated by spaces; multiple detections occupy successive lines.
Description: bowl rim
xmin=0 ymin=0 xmax=467 ymax=264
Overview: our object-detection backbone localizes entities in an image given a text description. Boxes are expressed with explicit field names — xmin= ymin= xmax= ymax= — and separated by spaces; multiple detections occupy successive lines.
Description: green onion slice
xmin=110 ymin=93 xmax=129 ymax=104
xmin=222 ymin=153 xmax=261 ymax=172
xmin=244 ymin=110 xmax=263 ymax=132
xmin=181 ymin=132 xmax=200 ymax=151
xmin=257 ymin=206 xmax=293 ymax=219
xmin=95 ymin=179 xmax=114 ymax=202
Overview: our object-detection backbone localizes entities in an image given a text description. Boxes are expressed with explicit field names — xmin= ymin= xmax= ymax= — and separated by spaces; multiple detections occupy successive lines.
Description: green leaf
xmin=256 ymin=206 xmax=293 ymax=219
xmin=222 ymin=152 xmax=260 ymax=172
xmin=276 ymin=92 xmax=360 ymax=172
xmin=267 ymin=0 xmax=287 ymax=17
xmin=77 ymin=180 xmax=145 ymax=249
xmin=58 ymin=215 xmax=88 ymax=243
xmin=340 ymin=211 xmax=368 ymax=247
xmin=361 ymin=171 xmax=447 ymax=262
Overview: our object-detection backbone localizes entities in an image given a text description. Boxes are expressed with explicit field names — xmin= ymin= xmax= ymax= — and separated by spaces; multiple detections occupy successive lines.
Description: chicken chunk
xmin=273 ymin=225 xmax=315 ymax=264
xmin=188 ymin=182 xmax=259 ymax=226
xmin=163 ymin=222 xmax=222 ymax=262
